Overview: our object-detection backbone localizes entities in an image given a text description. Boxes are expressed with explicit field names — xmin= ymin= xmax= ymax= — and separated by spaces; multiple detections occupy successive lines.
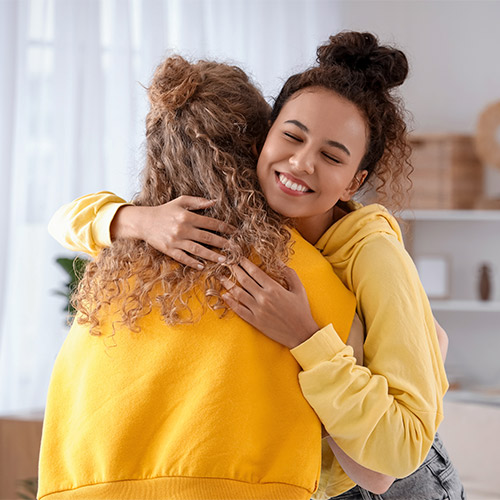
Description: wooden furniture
xmin=476 ymin=100 xmax=500 ymax=170
xmin=0 ymin=415 xmax=43 ymax=500
xmin=408 ymin=133 xmax=484 ymax=209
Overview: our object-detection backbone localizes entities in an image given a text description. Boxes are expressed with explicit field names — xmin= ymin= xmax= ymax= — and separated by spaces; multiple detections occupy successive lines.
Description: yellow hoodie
xmin=293 ymin=202 xmax=449 ymax=497
xmin=39 ymin=223 xmax=356 ymax=500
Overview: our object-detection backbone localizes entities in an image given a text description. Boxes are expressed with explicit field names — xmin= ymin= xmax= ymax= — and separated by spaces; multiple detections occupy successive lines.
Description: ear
xmin=340 ymin=170 xmax=368 ymax=202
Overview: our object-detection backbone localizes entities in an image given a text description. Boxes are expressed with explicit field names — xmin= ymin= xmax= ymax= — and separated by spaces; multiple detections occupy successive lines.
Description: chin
xmin=271 ymin=206 xmax=300 ymax=219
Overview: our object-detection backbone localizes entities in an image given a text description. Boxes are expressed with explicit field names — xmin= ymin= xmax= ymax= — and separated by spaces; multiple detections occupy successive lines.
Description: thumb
xmin=283 ymin=267 xmax=304 ymax=293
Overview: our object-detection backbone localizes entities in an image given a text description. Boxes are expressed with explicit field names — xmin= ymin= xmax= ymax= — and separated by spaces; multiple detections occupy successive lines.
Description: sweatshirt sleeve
xmin=48 ymin=191 xmax=129 ymax=257
xmin=292 ymin=234 xmax=448 ymax=478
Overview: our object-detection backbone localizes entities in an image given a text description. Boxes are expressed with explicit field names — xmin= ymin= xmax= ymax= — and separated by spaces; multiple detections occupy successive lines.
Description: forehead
xmin=277 ymin=87 xmax=368 ymax=141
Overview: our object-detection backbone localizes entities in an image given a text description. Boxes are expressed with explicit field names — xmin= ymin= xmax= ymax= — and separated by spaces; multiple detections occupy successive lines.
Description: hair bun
xmin=148 ymin=56 xmax=202 ymax=113
xmin=316 ymin=31 xmax=408 ymax=91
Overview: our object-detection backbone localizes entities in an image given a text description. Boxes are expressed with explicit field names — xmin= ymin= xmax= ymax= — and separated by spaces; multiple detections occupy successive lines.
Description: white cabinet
xmin=439 ymin=400 xmax=500 ymax=498
xmin=401 ymin=209 xmax=500 ymax=404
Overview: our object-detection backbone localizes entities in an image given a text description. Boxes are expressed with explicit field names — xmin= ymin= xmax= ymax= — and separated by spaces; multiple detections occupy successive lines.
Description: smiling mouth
xmin=276 ymin=172 xmax=312 ymax=194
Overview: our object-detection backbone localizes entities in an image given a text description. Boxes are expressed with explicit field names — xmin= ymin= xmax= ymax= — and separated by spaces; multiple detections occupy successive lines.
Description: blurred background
xmin=1 ymin=1 xmax=500 ymax=499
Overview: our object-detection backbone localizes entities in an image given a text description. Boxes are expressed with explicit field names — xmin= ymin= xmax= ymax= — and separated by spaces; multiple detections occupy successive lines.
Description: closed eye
xmin=284 ymin=132 xmax=302 ymax=142
xmin=322 ymin=152 xmax=341 ymax=164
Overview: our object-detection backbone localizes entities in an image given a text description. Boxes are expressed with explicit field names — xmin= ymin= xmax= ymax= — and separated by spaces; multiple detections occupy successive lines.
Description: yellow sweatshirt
xmin=47 ymin=193 xmax=449 ymax=497
xmin=40 ymin=222 xmax=356 ymax=499
xmin=297 ymin=202 xmax=449 ymax=497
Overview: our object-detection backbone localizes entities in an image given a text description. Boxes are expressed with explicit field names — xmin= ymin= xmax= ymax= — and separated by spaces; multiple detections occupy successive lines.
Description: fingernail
xmin=218 ymin=256 xmax=226 ymax=262
xmin=197 ymin=263 xmax=204 ymax=270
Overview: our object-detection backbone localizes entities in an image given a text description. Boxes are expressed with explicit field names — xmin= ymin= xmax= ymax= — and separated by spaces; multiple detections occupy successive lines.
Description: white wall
xmin=335 ymin=0 xmax=500 ymax=135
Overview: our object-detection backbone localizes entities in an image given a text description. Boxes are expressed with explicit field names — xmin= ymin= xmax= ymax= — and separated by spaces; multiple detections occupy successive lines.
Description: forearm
xmin=326 ymin=436 xmax=394 ymax=494
xmin=323 ymin=324 xmax=393 ymax=494
xmin=110 ymin=204 xmax=147 ymax=241
xmin=292 ymin=324 xmax=445 ymax=478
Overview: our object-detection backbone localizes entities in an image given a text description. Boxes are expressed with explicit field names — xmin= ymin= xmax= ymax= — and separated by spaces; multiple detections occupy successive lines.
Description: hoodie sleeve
xmin=291 ymin=232 xmax=448 ymax=478
xmin=48 ymin=191 xmax=129 ymax=257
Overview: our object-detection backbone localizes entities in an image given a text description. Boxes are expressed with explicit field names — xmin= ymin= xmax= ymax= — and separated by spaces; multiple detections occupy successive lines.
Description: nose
xmin=289 ymin=146 xmax=314 ymax=175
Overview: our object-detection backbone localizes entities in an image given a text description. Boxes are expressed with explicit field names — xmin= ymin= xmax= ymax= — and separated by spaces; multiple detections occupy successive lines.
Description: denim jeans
xmin=329 ymin=433 xmax=466 ymax=500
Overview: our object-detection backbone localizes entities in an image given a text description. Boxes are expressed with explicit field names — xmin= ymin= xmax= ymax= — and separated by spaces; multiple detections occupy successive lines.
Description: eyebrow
xmin=284 ymin=119 xmax=351 ymax=157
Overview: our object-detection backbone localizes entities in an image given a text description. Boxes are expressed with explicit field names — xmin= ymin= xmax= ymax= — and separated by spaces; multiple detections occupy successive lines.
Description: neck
xmin=293 ymin=205 xmax=349 ymax=244
xmin=293 ymin=210 xmax=334 ymax=245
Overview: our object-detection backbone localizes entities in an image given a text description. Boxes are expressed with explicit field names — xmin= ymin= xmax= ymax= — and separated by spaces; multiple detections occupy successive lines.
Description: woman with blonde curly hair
xmin=38 ymin=54 xmax=372 ymax=500
xmin=47 ymin=32 xmax=465 ymax=499
xmin=72 ymin=55 xmax=292 ymax=335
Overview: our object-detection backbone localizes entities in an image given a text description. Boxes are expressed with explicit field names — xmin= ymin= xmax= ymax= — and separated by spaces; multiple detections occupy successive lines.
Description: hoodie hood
xmin=315 ymin=202 xmax=404 ymax=284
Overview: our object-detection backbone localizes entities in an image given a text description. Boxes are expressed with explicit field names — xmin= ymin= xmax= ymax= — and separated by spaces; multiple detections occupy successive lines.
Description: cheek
xmin=256 ymin=159 xmax=264 ymax=180
xmin=259 ymin=136 xmax=282 ymax=165
xmin=256 ymin=146 xmax=274 ymax=177
xmin=319 ymin=171 xmax=351 ymax=200
xmin=256 ymin=160 xmax=268 ymax=190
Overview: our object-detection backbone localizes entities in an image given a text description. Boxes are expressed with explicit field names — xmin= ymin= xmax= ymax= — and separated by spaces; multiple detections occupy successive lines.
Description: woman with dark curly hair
xmin=47 ymin=32 xmax=465 ymax=499
xmin=224 ymin=32 xmax=464 ymax=500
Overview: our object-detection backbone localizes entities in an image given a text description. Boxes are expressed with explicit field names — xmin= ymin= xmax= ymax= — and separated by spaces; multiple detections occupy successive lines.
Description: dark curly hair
xmin=271 ymin=31 xmax=413 ymax=211
xmin=74 ymin=56 xmax=291 ymax=335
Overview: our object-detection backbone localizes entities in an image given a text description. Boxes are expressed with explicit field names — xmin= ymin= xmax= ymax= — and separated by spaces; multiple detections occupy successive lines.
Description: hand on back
xmin=111 ymin=196 xmax=234 ymax=269
xmin=221 ymin=258 xmax=320 ymax=349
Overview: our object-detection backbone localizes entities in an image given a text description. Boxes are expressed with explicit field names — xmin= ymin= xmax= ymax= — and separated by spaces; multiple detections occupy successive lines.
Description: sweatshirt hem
xmin=38 ymin=475 xmax=314 ymax=500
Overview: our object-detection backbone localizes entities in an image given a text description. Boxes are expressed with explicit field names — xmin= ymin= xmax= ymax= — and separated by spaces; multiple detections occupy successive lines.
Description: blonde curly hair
xmin=74 ymin=56 xmax=291 ymax=335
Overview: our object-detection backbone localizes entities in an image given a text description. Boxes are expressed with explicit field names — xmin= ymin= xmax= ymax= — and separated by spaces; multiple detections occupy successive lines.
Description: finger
xmin=191 ymin=228 xmax=231 ymax=250
xmin=238 ymin=257 xmax=278 ymax=288
xmin=283 ymin=266 xmax=304 ymax=292
xmin=221 ymin=278 xmax=255 ymax=308
xmin=176 ymin=195 xmax=217 ymax=210
xmin=180 ymin=240 xmax=226 ymax=263
xmin=231 ymin=265 xmax=263 ymax=297
xmin=168 ymin=249 xmax=205 ymax=270
xmin=187 ymin=212 xmax=236 ymax=235
xmin=222 ymin=291 xmax=255 ymax=323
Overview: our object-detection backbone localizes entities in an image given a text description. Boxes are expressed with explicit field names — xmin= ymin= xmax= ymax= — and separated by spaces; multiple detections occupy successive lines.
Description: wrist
xmin=288 ymin=319 xmax=320 ymax=349
xmin=110 ymin=205 xmax=144 ymax=241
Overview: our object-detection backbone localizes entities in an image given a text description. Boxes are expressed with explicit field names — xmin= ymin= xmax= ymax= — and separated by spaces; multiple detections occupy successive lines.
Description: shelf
xmin=430 ymin=300 xmax=500 ymax=312
xmin=400 ymin=209 xmax=500 ymax=222
xmin=445 ymin=388 xmax=500 ymax=406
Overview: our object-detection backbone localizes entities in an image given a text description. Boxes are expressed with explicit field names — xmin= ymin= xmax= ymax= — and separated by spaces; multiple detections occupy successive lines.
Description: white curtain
xmin=0 ymin=0 xmax=340 ymax=415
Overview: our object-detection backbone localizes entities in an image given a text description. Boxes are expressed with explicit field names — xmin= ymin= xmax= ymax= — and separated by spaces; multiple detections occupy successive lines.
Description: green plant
xmin=54 ymin=255 xmax=89 ymax=317
xmin=16 ymin=477 xmax=38 ymax=500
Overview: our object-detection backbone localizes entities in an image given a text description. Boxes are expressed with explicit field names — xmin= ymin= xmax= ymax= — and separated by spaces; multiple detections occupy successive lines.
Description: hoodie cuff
xmin=290 ymin=324 xmax=346 ymax=371
xmin=92 ymin=202 xmax=131 ymax=248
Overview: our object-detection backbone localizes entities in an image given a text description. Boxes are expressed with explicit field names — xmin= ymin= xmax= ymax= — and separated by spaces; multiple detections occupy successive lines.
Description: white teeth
xmin=279 ymin=173 xmax=308 ymax=193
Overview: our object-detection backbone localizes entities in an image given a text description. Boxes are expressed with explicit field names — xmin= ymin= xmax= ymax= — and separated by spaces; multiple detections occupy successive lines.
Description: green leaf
xmin=55 ymin=257 xmax=77 ymax=276
xmin=53 ymin=256 xmax=90 ymax=321
xmin=16 ymin=476 xmax=38 ymax=499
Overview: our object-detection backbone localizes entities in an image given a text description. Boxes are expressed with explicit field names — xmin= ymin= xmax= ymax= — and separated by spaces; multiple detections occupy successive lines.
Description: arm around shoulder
xmin=48 ymin=191 xmax=129 ymax=256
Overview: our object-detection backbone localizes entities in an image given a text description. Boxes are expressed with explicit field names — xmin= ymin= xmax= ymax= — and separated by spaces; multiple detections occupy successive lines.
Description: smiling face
xmin=257 ymin=87 xmax=368 ymax=243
